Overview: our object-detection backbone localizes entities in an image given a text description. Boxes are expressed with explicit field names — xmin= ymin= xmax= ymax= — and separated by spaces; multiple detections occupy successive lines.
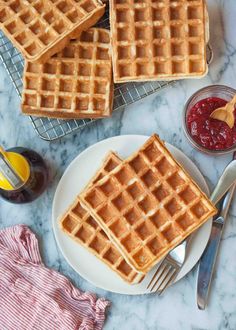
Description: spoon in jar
xmin=210 ymin=94 xmax=236 ymax=128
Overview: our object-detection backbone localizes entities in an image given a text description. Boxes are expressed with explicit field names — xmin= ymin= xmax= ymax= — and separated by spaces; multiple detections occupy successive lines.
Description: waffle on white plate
xmin=0 ymin=0 xmax=105 ymax=63
xmin=60 ymin=152 xmax=144 ymax=284
xmin=21 ymin=28 xmax=113 ymax=119
xmin=110 ymin=0 xmax=208 ymax=83
xmin=80 ymin=135 xmax=217 ymax=274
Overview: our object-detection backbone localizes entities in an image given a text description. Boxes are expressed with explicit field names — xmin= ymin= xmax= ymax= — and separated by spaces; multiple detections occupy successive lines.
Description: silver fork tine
xmin=150 ymin=263 xmax=170 ymax=291
xmin=156 ymin=268 xmax=177 ymax=295
xmin=153 ymin=264 xmax=172 ymax=291
xmin=147 ymin=237 xmax=191 ymax=294
xmin=147 ymin=261 xmax=166 ymax=290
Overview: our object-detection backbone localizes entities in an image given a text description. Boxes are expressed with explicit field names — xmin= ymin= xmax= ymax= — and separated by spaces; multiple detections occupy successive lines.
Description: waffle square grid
xmin=110 ymin=0 xmax=207 ymax=82
xmin=0 ymin=2 xmax=212 ymax=140
xmin=22 ymin=28 xmax=113 ymax=119
xmin=60 ymin=152 xmax=143 ymax=283
xmin=81 ymin=135 xmax=217 ymax=273
xmin=0 ymin=0 xmax=105 ymax=63
xmin=0 ymin=5 xmax=176 ymax=140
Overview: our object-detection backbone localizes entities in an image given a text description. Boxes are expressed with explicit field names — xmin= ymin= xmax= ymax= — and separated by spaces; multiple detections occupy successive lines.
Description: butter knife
xmin=197 ymin=171 xmax=236 ymax=310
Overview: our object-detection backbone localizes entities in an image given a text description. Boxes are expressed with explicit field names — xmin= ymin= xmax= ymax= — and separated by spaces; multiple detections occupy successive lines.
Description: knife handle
xmin=197 ymin=217 xmax=224 ymax=310
xmin=197 ymin=184 xmax=235 ymax=310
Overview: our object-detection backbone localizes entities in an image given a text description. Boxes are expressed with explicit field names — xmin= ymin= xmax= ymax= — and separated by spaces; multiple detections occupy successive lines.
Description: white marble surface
xmin=0 ymin=0 xmax=236 ymax=329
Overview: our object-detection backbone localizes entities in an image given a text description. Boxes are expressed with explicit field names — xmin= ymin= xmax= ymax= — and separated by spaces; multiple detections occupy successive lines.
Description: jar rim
xmin=183 ymin=85 xmax=236 ymax=155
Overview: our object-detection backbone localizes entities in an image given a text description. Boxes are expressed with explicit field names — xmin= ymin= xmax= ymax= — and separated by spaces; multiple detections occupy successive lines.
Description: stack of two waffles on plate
xmin=60 ymin=135 xmax=216 ymax=283
xmin=0 ymin=0 xmax=209 ymax=120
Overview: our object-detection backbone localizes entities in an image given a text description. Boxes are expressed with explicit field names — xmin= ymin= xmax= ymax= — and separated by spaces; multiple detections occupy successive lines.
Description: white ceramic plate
xmin=52 ymin=135 xmax=212 ymax=295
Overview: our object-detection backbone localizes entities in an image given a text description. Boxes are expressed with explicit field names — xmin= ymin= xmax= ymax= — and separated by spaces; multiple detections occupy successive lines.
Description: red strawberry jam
xmin=187 ymin=97 xmax=236 ymax=150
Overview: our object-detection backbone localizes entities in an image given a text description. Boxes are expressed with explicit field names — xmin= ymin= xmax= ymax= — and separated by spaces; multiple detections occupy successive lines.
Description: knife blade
xmin=197 ymin=183 xmax=235 ymax=310
xmin=210 ymin=157 xmax=236 ymax=205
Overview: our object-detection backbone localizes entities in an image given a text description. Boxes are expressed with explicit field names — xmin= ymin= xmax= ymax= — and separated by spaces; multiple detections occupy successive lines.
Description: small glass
xmin=183 ymin=85 xmax=236 ymax=155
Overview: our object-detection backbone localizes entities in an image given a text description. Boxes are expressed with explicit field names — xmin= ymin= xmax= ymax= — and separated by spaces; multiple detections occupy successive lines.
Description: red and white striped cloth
xmin=0 ymin=225 xmax=110 ymax=330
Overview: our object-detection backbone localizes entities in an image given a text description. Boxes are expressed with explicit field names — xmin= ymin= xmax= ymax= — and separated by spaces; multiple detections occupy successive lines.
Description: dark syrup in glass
xmin=0 ymin=148 xmax=49 ymax=204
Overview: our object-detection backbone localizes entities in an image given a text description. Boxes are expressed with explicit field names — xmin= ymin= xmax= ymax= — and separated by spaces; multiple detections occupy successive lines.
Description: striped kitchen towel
xmin=0 ymin=224 xmax=110 ymax=330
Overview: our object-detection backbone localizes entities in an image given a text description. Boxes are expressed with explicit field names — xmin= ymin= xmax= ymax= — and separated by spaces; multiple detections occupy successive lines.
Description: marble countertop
xmin=0 ymin=0 xmax=236 ymax=329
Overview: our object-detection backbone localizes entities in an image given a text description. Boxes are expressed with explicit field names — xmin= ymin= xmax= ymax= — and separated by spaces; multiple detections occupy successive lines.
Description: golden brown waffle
xmin=89 ymin=151 xmax=122 ymax=186
xmin=60 ymin=152 xmax=143 ymax=284
xmin=80 ymin=134 xmax=217 ymax=274
xmin=0 ymin=0 xmax=105 ymax=63
xmin=110 ymin=0 xmax=208 ymax=83
xmin=21 ymin=28 xmax=113 ymax=119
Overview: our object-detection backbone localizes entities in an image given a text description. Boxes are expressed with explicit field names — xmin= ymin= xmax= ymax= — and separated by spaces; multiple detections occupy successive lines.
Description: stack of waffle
xmin=60 ymin=135 xmax=217 ymax=282
xmin=0 ymin=0 xmax=105 ymax=62
xmin=60 ymin=152 xmax=143 ymax=284
xmin=0 ymin=0 xmax=209 ymax=120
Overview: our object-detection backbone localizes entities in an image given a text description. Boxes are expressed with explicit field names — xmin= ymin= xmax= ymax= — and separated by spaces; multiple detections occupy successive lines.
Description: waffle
xmin=60 ymin=152 xmax=144 ymax=284
xmin=0 ymin=0 xmax=105 ymax=63
xmin=110 ymin=0 xmax=208 ymax=83
xmin=21 ymin=28 xmax=113 ymax=119
xmin=89 ymin=151 xmax=122 ymax=186
xmin=80 ymin=135 xmax=217 ymax=274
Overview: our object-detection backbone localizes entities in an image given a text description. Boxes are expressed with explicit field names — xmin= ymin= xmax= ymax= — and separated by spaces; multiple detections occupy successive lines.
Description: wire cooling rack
xmin=0 ymin=8 xmax=176 ymax=141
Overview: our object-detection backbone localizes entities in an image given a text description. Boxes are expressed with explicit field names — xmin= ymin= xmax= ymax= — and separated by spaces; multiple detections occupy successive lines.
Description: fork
xmin=147 ymin=237 xmax=191 ymax=294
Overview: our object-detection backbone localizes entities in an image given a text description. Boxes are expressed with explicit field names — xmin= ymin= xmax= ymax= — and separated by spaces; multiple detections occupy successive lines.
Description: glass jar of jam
xmin=0 ymin=147 xmax=49 ymax=203
xmin=183 ymin=85 xmax=236 ymax=155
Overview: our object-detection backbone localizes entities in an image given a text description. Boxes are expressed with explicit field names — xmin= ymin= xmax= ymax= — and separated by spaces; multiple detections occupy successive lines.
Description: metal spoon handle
xmin=0 ymin=151 xmax=24 ymax=189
